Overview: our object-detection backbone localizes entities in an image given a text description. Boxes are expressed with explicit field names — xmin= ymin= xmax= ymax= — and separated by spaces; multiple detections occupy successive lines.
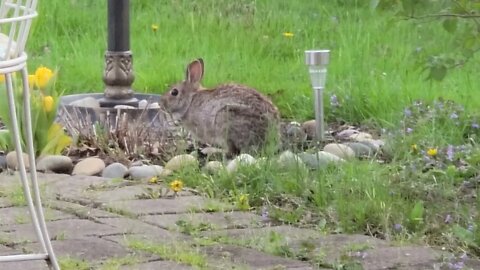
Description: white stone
xmin=102 ymin=162 xmax=129 ymax=178
xmin=323 ymin=143 xmax=355 ymax=159
xmin=164 ymin=154 xmax=198 ymax=171
xmin=138 ymin=99 xmax=148 ymax=109
xmin=70 ymin=97 xmax=100 ymax=108
xmin=36 ymin=155 xmax=73 ymax=173
xmin=6 ymin=151 xmax=30 ymax=170
xmin=348 ymin=132 xmax=373 ymax=142
xmin=226 ymin=154 xmax=256 ymax=173
xmin=72 ymin=157 xmax=105 ymax=176
xmin=204 ymin=161 xmax=224 ymax=174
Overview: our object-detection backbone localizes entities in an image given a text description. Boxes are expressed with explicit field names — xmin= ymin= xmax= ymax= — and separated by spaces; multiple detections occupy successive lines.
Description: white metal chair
xmin=0 ymin=0 xmax=59 ymax=269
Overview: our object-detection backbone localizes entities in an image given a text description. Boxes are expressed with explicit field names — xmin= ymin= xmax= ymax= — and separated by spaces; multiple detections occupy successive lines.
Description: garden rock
xmin=72 ymin=157 xmax=105 ymax=176
xmin=345 ymin=142 xmax=374 ymax=157
xmin=113 ymin=105 xmax=135 ymax=109
xmin=102 ymin=162 xmax=129 ymax=178
xmin=138 ymin=99 xmax=148 ymax=109
xmin=147 ymin=102 xmax=160 ymax=109
xmin=6 ymin=151 xmax=30 ymax=170
xmin=204 ymin=161 xmax=224 ymax=174
xmin=201 ymin=147 xmax=225 ymax=158
xmin=323 ymin=143 xmax=355 ymax=159
xmin=301 ymin=119 xmax=317 ymax=139
xmin=298 ymin=151 xmax=344 ymax=170
xmin=36 ymin=155 xmax=73 ymax=174
xmin=227 ymin=154 xmax=256 ymax=173
xmin=359 ymin=139 xmax=384 ymax=152
xmin=69 ymin=97 xmax=100 ymax=108
xmin=277 ymin=150 xmax=305 ymax=168
xmin=348 ymin=131 xmax=373 ymax=142
xmin=164 ymin=154 xmax=198 ymax=171
xmin=336 ymin=129 xmax=359 ymax=140
xmin=130 ymin=160 xmax=143 ymax=167
xmin=0 ymin=155 xmax=7 ymax=172
xmin=128 ymin=165 xmax=158 ymax=180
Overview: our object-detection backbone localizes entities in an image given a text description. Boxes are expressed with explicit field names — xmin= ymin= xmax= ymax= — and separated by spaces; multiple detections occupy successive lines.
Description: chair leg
xmin=4 ymin=71 xmax=59 ymax=270
xmin=20 ymin=68 xmax=60 ymax=270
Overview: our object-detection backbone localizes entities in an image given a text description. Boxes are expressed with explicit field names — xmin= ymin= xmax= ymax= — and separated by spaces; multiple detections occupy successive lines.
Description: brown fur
xmin=160 ymin=58 xmax=280 ymax=155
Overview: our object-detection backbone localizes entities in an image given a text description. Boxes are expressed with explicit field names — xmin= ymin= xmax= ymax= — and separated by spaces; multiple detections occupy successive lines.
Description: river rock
xmin=165 ymin=154 xmax=198 ymax=171
xmin=0 ymin=155 xmax=7 ymax=172
xmin=204 ymin=161 xmax=224 ymax=174
xmin=128 ymin=165 xmax=158 ymax=180
xmin=277 ymin=150 xmax=305 ymax=168
xmin=298 ymin=151 xmax=344 ymax=170
xmin=285 ymin=122 xmax=307 ymax=144
xmin=102 ymin=162 xmax=129 ymax=178
xmin=70 ymin=97 xmax=100 ymax=108
xmin=72 ymin=157 xmax=105 ymax=176
xmin=348 ymin=131 xmax=373 ymax=142
xmin=6 ymin=151 xmax=30 ymax=170
xmin=323 ymin=143 xmax=355 ymax=159
xmin=345 ymin=142 xmax=374 ymax=157
xmin=226 ymin=154 xmax=256 ymax=173
xmin=359 ymin=139 xmax=384 ymax=152
xmin=36 ymin=155 xmax=73 ymax=174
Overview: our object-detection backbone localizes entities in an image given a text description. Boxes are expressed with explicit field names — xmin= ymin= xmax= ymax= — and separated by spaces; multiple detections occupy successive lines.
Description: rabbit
xmin=160 ymin=58 xmax=280 ymax=156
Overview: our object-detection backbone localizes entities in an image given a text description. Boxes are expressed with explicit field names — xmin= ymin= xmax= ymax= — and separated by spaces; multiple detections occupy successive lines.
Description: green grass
xmin=22 ymin=0 xmax=480 ymax=261
xmin=127 ymin=239 xmax=208 ymax=269
xmin=28 ymin=0 xmax=479 ymax=122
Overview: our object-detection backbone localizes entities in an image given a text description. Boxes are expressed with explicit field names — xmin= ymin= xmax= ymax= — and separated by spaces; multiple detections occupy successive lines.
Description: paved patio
xmin=0 ymin=173 xmax=478 ymax=269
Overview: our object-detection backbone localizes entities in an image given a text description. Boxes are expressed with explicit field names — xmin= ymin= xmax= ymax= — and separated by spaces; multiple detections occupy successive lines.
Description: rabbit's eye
xmin=171 ymin=89 xmax=179 ymax=96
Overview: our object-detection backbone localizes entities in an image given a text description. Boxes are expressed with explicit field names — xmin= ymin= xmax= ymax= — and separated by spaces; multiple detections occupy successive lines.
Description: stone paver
xmin=0 ymin=172 xmax=478 ymax=270
xmin=0 ymin=206 xmax=75 ymax=225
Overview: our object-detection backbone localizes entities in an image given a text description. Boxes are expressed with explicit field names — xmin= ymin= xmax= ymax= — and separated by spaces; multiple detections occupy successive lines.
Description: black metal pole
xmin=108 ymin=0 xmax=129 ymax=51
xmin=100 ymin=0 xmax=138 ymax=107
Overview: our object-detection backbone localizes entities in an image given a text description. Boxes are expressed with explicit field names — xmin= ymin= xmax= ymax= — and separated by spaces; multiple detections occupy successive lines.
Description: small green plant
xmin=98 ymin=255 xmax=141 ymax=270
xmin=127 ymin=239 xmax=208 ymax=269
xmin=0 ymin=67 xmax=71 ymax=156
xmin=58 ymin=257 xmax=91 ymax=270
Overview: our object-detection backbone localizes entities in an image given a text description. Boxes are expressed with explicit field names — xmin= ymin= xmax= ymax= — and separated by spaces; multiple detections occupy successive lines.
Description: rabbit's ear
xmin=185 ymin=58 xmax=204 ymax=84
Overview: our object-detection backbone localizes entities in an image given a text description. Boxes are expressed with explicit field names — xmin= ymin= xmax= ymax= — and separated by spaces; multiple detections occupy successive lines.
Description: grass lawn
xmin=16 ymin=0 xmax=480 ymax=264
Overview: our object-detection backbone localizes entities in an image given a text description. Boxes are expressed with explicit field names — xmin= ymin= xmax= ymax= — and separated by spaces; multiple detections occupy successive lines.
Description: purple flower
xmin=447 ymin=261 xmax=465 ymax=270
xmin=467 ymin=224 xmax=474 ymax=232
xmin=446 ymin=145 xmax=454 ymax=161
xmin=450 ymin=112 xmax=459 ymax=119
xmin=404 ymin=108 xmax=412 ymax=117
xmin=472 ymin=123 xmax=479 ymax=129
xmin=330 ymin=94 xmax=339 ymax=107
xmin=444 ymin=214 xmax=452 ymax=224
xmin=394 ymin=223 xmax=403 ymax=231
xmin=406 ymin=127 xmax=413 ymax=133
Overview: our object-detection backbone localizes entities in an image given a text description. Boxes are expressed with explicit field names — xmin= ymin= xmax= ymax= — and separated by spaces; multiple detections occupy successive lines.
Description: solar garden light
xmin=305 ymin=49 xmax=330 ymax=142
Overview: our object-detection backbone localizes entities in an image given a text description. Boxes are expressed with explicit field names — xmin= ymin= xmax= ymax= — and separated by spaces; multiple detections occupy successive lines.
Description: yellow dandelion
xmin=34 ymin=66 xmax=54 ymax=89
xmin=42 ymin=95 xmax=54 ymax=112
xmin=427 ymin=148 xmax=437 ymax=157
xmin=0 ymin=75 xmax=5 ymax=83
xmin=282 ymin=32 xmax=294 ymax=38
xmin=169 ymin=179 xmax=183 ymax=193
xmin=151 ymin=24 xmax=159 ymax=32
xmin=148 ymin=176 xmax=158 ymax=184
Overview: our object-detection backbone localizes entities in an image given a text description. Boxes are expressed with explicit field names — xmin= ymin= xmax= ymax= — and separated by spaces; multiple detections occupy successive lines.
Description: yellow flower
xmin=34 ymin=66 xmax=54 ymax=89
xmin=427 ymin=148 xmax=437 ymax=157
xmin=0 ymin=75 xmax=5 ymax=83
xmin=282 ymin=32 xmax=294 ymax=38
xmin=149 ymin=176 xmax=158 ymax=184
xmin=28 ymin=74 xmax=37 ymax=89
xmin=169 ymin=179 xmax=183 ymax=193
xmin=42 ymin=95 xmax=54 ymax=112
xmin=237 ymin=193 xmax=250 ymax=210
xmin=151 ymin=24 xmax=159 ymax=32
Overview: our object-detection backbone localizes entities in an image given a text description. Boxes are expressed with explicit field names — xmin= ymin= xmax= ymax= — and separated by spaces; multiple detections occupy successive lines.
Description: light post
xmin=305 ymin=49 xmax=330 ymax=142
xmin=99 ymin=0 xmax=138 ymax=107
